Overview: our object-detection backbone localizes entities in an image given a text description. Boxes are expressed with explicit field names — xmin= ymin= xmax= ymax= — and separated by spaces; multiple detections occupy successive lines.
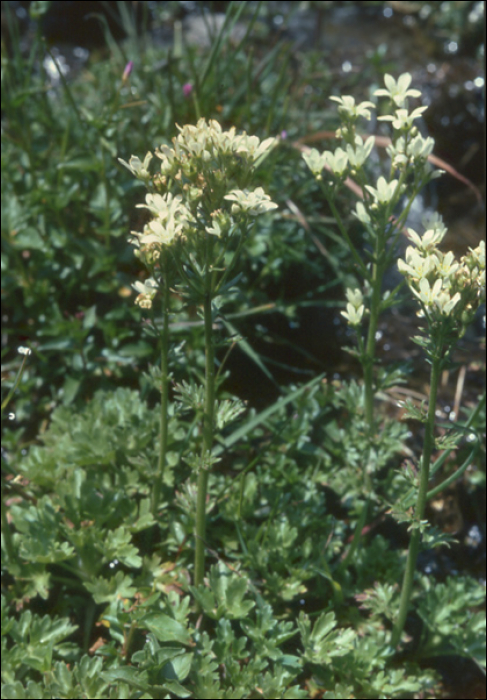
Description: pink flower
xmin=122 ymin=61 xmax=133 ymax=82
xmin=183 ymin=83 xmax=193 ymax=97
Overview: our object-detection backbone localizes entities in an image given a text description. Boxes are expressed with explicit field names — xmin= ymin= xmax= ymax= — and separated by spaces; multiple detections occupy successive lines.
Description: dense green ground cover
xmin=2 ymin=2 xmax=485 ymax=698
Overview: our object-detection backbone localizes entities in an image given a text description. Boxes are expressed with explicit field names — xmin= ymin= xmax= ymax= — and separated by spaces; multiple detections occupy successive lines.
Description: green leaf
xmin=215 ymin=398 xmax=246 ymax=430
xmin=190 ymin=562 xmax=255 ymax=620
xmin=101 ymin=666 xmax=149 ymax=692
xmin=10 ymin=227 xmax=46 ymax=251
xmin=82 ymin=305 xmax=97 ymax=329
xmin=400 ymin=398 xmax=428 ymax=422
xmin=1 ymin=680 xmax=50 ymax=699
xmin=140 ymin=614 xmax=192 ymax=645
xmin=61 ymin=375 xmax=81 ymax=405
xmin=298 ymin=611 xmax=356 ymax=664
xmin=84 ymin=571 xmax=138 ymax=604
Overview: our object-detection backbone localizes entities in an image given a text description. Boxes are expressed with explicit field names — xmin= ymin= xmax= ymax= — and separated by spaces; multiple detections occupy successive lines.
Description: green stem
xmin=391 ymin=352 xmax=442 ymax=648
xmin=82 ymin=598 xmax=97 ymax=654
xmin=194 ymin=271 xmax=216 ymax=588
xmin=151 ymin=259 xmax=171 ymax=517
xmin=363 ymin=257 xmax=383 ymax=432
xmin=399 ymin=389 xmax=486 ymax=510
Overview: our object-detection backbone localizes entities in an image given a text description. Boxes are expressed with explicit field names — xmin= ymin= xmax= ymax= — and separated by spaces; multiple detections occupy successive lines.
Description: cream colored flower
xmin=132 ymin=278 xmax=158 ymax=308
xmin=137 ymin=192 xmax=187 ymax=222
xmin=374 ymin=73 xmax=421 ymax=107
xmin=406 ymin=223 xmax=447 ymax=252
xmin=235 ymin=134 xmax=277 ymax=162
xmin=118 ymin=151 xmax=153 ymax=180
xmin=329 ymin=95 xmax=375 ymax=120
xmin=324 ymin=148 xmax=349 ymax=176
xmin=345 ymin=287 xmax=364 ymax=309
xmin=224 ymin=187 xmax=278 ymax=215
xmin=353 ymin=202 xmax=371 ymax=225
xmin=346 ymin=136 xmax=375 ymax=169
xmin=143 ymin=218 xmax=184 ymax=245
xmin=378 ymin=106 xmax=428 ymax=130
xmin=365 ymin=176 xmax=402 ymax=204
xmin=341 ymin=287 xmax=365 ymax=326
xmin=341 ymin=303 xmax=365 ymax=326
xmin=411 ymin=277 xmax=443 ymax=307
xmin=302 ymin=148 xmax=328 ymax=177
xmin=398 ymin=247 xmax=436 ymax=280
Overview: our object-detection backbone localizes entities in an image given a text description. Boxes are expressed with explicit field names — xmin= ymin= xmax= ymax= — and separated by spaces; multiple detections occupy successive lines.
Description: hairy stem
xmin=151 ymin=261 xmax=171 ymax=517
xmin=194 ymin=273 xmax=216 ymax=588
xmin=391 ymin=352 xmax=442 ymax=648
xmin=363 ymin=257 xmax=383 ymax=432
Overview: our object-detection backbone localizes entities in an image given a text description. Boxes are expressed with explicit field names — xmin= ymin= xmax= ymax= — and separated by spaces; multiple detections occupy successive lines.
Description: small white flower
xmin=345 ymin=287 xmax=364 ymax=309
xmin=236 ymin=134 xmax=277 ymax=162
xmin=324 ymin=147 xmax=349 ymax=176
xmin=205 ymin=210 xmax=230 ymax=238
xmin=143 ymin=218 xmax=184 ymax=245
xmin=137 ymin=192 xmax=188 ymax=222
xmin=18 ymin=346 xmax=32 ymax=356
xmin=224 ymin=187 xmax=278 ymax=216
xmin=302 ymin=148 xmax=327 ymax=177
xmin=346 ymin=136 xmax=375 ymax=168
xmin=378 ymin=106 xmax=428 ymax=130
xmin=374 ymin=73 xmax=421 ymax=107
xmin=435 ymin=251 xmax=460 ymax=281
xmin=205 ymin=220 xmax=224 ymax=237
xmin=408 ymin=134 xmax=434 ymax=160
xmin=118 ymin=152 xmax=153 ymax=180
xmin=435 ymin=290 xmax=461 ymax=316
xmin=155 ymin=144 xmax=177 ymax=175
xmin=171 ymin=118 xmax=277 ymax=165
xmin=353 ymin=201 xmax=371 ymax=225
xmin=341 ymin=302 xmax=365 ymax=326
xmin=329 ymin=95 xmax=375 ymax=120
xmin=411 ymin=277 xmax=443 ymax=307
xmin=132 ymin=278 xmax=158 ymax=309
xmin=365 ymin=176 xmax=402 ymax=204
xmin=406 ymin=224 xmax=446 ymax=252
xmin=398 ymin=247 xmax=435 ymax=280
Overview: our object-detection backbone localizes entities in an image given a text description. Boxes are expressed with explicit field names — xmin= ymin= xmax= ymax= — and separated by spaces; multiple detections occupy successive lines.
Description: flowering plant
xmin=119 ymin=118 xmax=277 ymax=587
xmin=303 ymin=73 xmax=441 ymax=434
xmin=303 ymin=73 xmax=485 ymax=648
xmin=392 ymin=225 xmax=485 ymax=646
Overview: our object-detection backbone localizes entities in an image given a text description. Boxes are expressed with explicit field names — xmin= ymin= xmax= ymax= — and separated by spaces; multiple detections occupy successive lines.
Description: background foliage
xmin=2 ymin=1 xmax=485 ymax=698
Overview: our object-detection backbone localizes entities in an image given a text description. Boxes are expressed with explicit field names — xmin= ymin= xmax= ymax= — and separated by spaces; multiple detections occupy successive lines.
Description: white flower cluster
xmin=154 ymin=118 xmax=277 ymax=179
xmin=119 ymin=119 xmax=278 ymax=309
xmin=398 ymin=214 xmax=485 ymax=328
xmin=302 ymin=73 xmax=435 ymax=188
xmin=130 ymin=192 xmax=195 ymax=279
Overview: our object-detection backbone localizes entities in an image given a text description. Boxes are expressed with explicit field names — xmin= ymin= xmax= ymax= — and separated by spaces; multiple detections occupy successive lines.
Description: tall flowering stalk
xmin=303 ymin=73 xmax=439 ymax=434
xmin=391 ymin=229 xmax=485 ymax=647
xmin=303 ymin=74 xmax=441 ymax=569
xmin=119 ymin=119 xmax=277 ymax=588
xmin=303 ymin=73 xmax=485 ymax=650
